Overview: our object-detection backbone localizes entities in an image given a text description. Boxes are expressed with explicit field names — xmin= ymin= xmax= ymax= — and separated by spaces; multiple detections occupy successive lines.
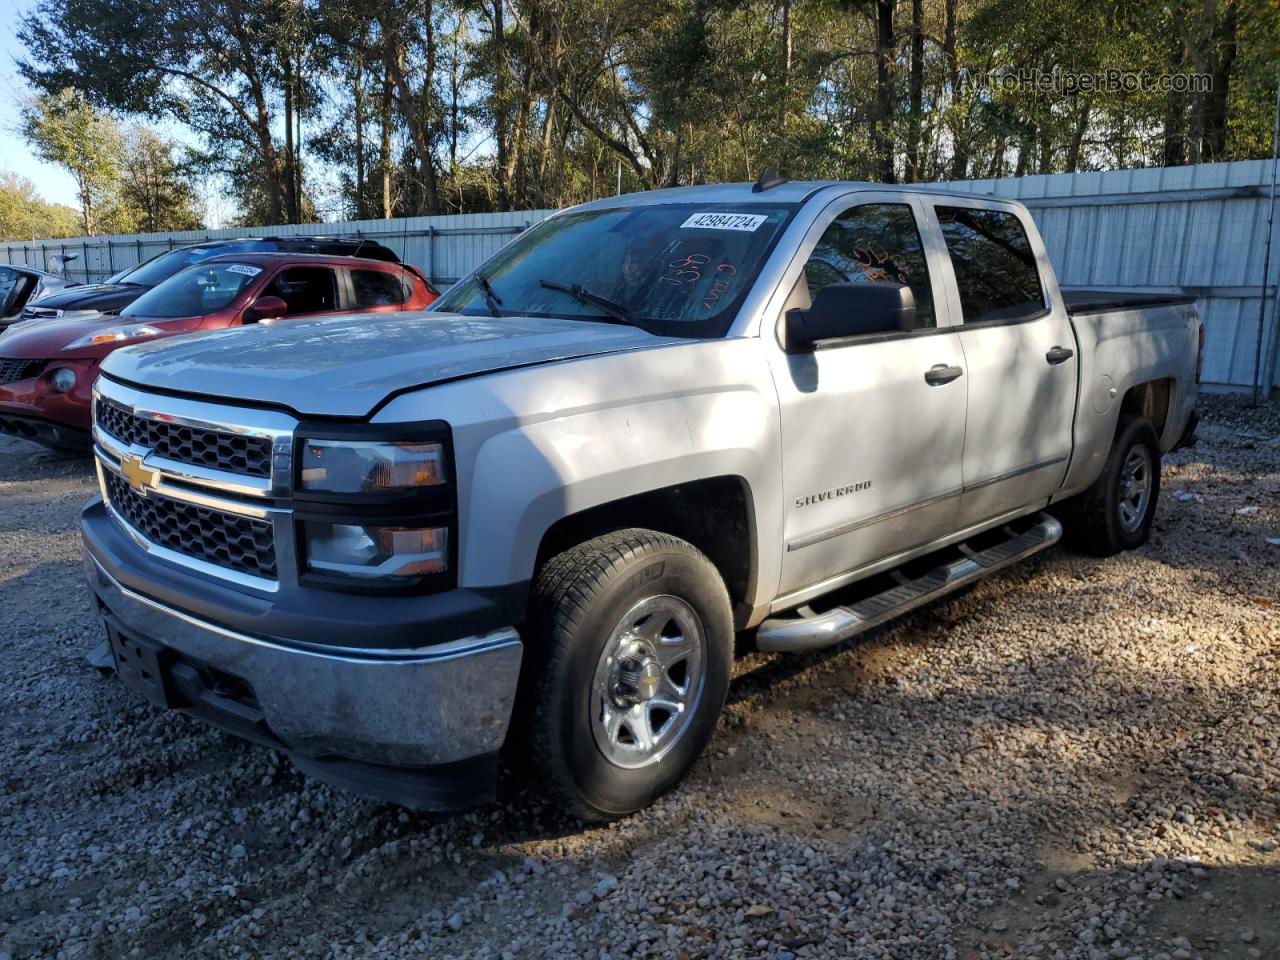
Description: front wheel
xmin=521 ymin=529 xmax=733 ymax=821
xmin=1063 ymin=414 xmax=1162 ymax=556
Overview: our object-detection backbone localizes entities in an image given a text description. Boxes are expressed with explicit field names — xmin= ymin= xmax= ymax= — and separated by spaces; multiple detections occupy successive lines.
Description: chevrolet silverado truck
xmin=81 ymin=179 xmax=1201 ymax=821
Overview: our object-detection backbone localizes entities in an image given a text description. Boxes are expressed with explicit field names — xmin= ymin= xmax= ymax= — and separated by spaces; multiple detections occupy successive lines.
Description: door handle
xmin=1046 ymin=345 xmax=1074 ymax=365
xmin=924 ymin=363 xmax=964 ymax=385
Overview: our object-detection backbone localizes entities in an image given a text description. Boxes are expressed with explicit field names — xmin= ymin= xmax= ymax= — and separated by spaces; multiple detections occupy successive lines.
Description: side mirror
xmin=785 ymin=282 xmax=915 ymax=351
xmin=246 ymin=295 xmax=288 ymax=324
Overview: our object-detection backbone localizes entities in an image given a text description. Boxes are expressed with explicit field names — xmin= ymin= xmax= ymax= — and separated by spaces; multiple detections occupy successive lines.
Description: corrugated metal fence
xmin=3 ymin=158 xmax=1277 ymax=391
xmin=0 ymin=210 xmax=554 ymax=291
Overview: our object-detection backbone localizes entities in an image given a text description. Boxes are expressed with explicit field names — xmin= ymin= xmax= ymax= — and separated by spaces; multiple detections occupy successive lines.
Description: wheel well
xmin=533 ymin=476 xmax=757 ymax=627
xmin=1120 ymin=379 xmax=1173 ymax=439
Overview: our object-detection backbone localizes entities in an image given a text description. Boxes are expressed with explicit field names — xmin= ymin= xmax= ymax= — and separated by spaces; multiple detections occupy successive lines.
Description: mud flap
xmin=86 ymin=639 xmax=115 ymax=675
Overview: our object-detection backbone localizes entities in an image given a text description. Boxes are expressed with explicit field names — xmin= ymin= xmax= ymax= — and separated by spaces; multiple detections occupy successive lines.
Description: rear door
xmin=766 ymin=193 xmax=968 ymax=600
xmin=346 ymin=266 xmax=413 ymax=314
xmin=922 ymin=200 xmax=1077 ymax=527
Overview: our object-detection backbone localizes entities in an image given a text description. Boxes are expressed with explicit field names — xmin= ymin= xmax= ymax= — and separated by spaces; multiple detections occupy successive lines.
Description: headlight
xmin=304 ymin=522 xmax=448 ymax=578
xmin=299 ymin=439 xmax=447 ymax=492
xmin=63 ymin=323 xmax=163 ymax=350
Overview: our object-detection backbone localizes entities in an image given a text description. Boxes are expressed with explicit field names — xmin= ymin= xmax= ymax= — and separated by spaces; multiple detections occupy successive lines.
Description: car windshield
xmin=432 ymin=202 xmax=798 ymax=337
xmin=118 ymin=241 xmax=268 ymax=287
xmin=121 ymin=262 xmax=263 ymax=319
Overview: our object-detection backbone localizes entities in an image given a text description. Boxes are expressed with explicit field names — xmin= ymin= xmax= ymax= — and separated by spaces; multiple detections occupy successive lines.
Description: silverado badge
xmin=795 ymin=480 xmax=872 ymax=509
xmin=120 ymin=453 xmax=158 ymax=496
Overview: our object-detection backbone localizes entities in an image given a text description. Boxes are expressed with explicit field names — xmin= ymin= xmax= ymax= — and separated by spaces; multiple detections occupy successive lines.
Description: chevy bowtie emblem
xmin=120 ymin=453 xmax=158 ymax=495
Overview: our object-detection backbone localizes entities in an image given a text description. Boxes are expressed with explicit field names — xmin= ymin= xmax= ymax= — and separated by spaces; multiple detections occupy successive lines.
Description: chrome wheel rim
xmin=590 ymin=595 xmax=706 ymax=769
xmin=1118 ymin=445 xmax=1153 ymax=533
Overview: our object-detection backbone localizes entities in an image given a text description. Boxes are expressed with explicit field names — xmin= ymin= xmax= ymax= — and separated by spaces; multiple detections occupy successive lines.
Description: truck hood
xmin=101 ymin=311 xmax=693 ymax=417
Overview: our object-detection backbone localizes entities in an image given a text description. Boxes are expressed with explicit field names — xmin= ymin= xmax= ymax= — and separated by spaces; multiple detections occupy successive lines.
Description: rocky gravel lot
xmin=1 ymin=395 xmax=1278 ymax=960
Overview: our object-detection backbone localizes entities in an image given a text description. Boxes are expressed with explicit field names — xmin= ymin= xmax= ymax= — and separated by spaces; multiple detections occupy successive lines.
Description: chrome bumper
xmin=85 ymin=552 xmax=523 ymax=768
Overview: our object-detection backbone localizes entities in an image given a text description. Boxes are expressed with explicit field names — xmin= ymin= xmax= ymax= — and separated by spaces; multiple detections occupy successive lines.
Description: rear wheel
xmin=1062 ymin=414 xmax=1161 ymax=556
xmin=520 ymin=529 xmax=733 ymax=821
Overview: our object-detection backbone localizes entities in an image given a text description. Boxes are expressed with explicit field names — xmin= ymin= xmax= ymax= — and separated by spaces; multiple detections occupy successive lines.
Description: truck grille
xmin=97 ymin=397 xmax=274 ymax=479
xmin=103 ymin=470 xmax=278 ymax=579
xmin=0 ymin=358 xmax=46 ymax=385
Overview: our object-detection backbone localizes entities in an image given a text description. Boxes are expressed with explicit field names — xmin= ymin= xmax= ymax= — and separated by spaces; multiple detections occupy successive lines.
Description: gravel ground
xmin=1 ymin=395 xmax=1277 ymax=960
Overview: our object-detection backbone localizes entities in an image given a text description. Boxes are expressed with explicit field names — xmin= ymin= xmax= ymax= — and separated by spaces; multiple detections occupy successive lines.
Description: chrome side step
xmin=756 ymin=513 xmax=1062 ymax=653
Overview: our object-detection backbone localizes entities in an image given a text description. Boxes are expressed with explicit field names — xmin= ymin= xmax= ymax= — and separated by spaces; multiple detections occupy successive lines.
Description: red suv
xmin=0 ymin=253 xmax=438 ymax=450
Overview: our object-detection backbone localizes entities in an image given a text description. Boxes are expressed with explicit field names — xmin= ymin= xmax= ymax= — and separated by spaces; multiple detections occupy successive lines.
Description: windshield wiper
xmin=475 ymin=273 xmax=504 ymax=317
xmin=538 ymin=279 xmax=642 ymax=328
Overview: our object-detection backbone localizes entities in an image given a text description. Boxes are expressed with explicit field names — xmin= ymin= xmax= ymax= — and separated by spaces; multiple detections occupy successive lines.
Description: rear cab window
xmin=935 ymin=206 xmax=1046 ymax=324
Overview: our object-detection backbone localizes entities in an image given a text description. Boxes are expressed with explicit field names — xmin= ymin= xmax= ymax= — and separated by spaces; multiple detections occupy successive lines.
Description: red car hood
xmin=0 ymin=313 xmax=201 ymax=361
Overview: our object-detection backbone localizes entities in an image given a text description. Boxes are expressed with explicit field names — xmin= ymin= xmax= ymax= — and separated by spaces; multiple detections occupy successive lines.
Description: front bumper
xmin=83 ymin=533 xmax=524 ymax=809
xmin=0 ymin=358 xmax=96 ymax=448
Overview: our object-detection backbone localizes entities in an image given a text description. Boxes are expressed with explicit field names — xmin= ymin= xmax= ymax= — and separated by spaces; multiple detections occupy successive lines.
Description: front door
xmin=259 ymin=265 xmax=343 ymax=322
xmin=924 ymin=201 xmax=1078 ymax=527
xmin=767 ymin=196 xmax=968 ymax=600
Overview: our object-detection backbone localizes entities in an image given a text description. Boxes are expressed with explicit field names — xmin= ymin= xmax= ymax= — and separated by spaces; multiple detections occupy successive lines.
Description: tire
xmin=1064 ymin=414 xmax=1161 ymax=557
xmin=519 ymin=529 xmax=733 ymax=822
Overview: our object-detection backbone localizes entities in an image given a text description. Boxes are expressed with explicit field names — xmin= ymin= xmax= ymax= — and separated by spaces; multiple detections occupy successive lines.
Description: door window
xmin=351 ymin=269 xmax=409 ymax=307
xmin=803 ymin=203 xmax=936 ymax=329
xmin=265 ymin=267 xmax=339 ymax=316
xmin=935 ymin=206 xmax=1045 ymax=324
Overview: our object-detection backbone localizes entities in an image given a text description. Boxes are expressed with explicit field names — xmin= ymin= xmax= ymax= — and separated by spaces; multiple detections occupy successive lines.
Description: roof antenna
xmin=752 ymin=166 xmax=787 ymax=193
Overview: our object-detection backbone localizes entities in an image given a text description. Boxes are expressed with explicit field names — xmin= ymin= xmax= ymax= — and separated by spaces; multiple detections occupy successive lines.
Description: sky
xmin=0 ymin=2 xmax=231 ymax=225
xmin=1 ymin=1 xmax=81 ymax=209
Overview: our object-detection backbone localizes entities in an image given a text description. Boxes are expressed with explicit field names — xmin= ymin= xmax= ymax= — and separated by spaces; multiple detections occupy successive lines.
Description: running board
xmin=756 ymin=513 xmax=1062 ymax=653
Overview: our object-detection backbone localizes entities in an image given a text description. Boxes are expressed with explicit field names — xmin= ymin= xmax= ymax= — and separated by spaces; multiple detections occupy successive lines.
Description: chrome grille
xmin=0 ymin=358 xmax=47 ymax=385
xmin=103 ymin=470 xmax=278 ymax=579
xmin=97 ymin=397 xmax=274 ymax=478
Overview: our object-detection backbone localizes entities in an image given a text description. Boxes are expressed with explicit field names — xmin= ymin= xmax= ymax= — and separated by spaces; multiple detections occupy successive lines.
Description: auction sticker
xmin=680 ymin=212 xmax=768 ymax=232
xmin=226 ymin=264 xmax=263 ymax=276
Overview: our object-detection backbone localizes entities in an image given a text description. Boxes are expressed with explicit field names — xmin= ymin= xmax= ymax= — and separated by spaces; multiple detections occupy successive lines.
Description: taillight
xmin=1195 ymin=321 xmax=1205 ymax=384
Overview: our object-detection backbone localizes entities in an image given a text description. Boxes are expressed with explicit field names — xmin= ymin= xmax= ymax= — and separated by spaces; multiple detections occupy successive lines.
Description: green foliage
xmin=19 ymin=89 xmax=203 ymax=236
xmin=0 ymin=172 xmax=81 ymax=242
xmin=21 ymin=87 xmax=122 ymax=235
xmin=115 ymin=126 xmax=204 ymax=233
xmin=15 ymin=0 xmax=1280 ymax=224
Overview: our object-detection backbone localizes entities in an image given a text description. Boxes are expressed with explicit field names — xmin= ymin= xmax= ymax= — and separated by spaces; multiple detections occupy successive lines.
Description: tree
xmin=18 ymin=0 xmax=313 ymax=225
xmin=16 ymin=0 xmax=1280 ymax=229
xmin=117 ymin=127 xmax=204 ymax=232
xmin=0 ymin=172 xmax=81 ymax=241
xmin=20 ymin=88 xmax=122 ymax=235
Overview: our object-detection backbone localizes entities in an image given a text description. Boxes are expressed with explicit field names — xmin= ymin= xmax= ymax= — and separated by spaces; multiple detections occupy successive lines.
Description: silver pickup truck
xmin=81 ymin=180 xmax=1201 ymax=820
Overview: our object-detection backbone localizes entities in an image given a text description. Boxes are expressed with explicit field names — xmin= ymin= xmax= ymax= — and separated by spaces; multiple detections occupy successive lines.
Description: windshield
xmin=432 ymin=202 xmax=798 ymax=337
xmin=118 ymin=241 xmax=268 ymax=287
xmin=122 ymin=262 xmax=263 ymax=318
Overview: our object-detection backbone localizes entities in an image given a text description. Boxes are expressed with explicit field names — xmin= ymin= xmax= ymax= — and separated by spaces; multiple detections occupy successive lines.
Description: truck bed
xmin=1062 ymin=289 xmax=1196 ymax=315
